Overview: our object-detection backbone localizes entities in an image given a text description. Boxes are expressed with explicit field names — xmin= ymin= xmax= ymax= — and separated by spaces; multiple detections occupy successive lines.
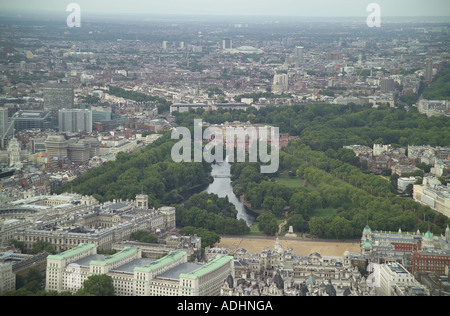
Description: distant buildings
xmin=222 ymin=38 xmax=232 ymax=50
xmin=293 ymin=46 xmax=304 ymax=64
xmin=425 ymin=58 xmax=434 ymax=82
xmin=58 ymin=109 xmax=93 ymax=134
xmin=0 ymin=107 xmax=13 ymax=145
xmin=272 ymin=74 xmax=289 ymax=94
xmin=414 ymin=177 xmax=450 ymax=217
xmin=11 ymin=110 xmax=54 ymax=132
xmin=417 ymin=99 xmax=450 ymax=117
xmin=170 ymin=103 xmax=209 ymax=114
xmin=43 ymin=84 xmax=74 ymax=111
xmin=380 ymin=78 xmax=395 ymax=93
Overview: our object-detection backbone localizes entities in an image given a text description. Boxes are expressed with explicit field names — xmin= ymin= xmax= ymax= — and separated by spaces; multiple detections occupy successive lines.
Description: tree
xmin=130 ymin=230 xmax=158 ymax=244
xmin=76 ymin=274 xmax=115 ymax=296
xmin=257 ymin=211 xmax=278 ymax=236
xmin=287 ymin=214 xmax=308 ymax=233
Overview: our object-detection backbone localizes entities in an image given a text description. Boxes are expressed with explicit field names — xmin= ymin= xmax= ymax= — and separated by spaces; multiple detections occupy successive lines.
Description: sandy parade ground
xmin=215 ymin=236 xmax=361 ymax=257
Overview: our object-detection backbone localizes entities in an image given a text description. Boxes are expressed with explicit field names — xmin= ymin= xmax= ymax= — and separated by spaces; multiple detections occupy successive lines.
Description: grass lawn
xmin=273 ymin=177 xmax=304 ymax=189
xmin=311 ymin=208 xmax=338 ymax=217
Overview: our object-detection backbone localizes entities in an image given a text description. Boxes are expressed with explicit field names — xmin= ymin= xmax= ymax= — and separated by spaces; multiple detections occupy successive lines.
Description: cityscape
xmin=0 ymin=0 xmax=450 ymax=303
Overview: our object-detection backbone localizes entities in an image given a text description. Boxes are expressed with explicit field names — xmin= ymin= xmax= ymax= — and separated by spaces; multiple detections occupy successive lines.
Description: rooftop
xmin=47 ymin=243 xmax=96 ymax=261
xmin=134 ymin=251 xmax=186 ymax=273
xmin=179 ymin=255 xmax=233 ymax=280
xmin=156 ymin=262 xmax=202 ymax=281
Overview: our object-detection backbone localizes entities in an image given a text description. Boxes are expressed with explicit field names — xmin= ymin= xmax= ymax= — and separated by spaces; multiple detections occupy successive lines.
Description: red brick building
xmin=412 ymin=252 xmax=450 ymax=277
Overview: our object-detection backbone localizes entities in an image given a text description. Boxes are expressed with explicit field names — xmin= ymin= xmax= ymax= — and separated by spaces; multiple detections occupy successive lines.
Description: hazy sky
xmin=1 ymin=0 xmax=450 ymax=17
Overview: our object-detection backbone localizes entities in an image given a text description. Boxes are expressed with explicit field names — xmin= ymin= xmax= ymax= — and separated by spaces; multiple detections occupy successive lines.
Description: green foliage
xmin=175 ymin=103 xmax=450 ymax=149
xmin=178 ymin=226 xmax=220 ymax=248
xmin=107 ymin=86 xmax=171 ymax=112
xmin=257 ymin=211 xmax=279 ymax=236
xmin=175 ymin=192 xmax=250 ymax=235
xmin=422 ymin=67 xmax=450 ymax=100
xmin=130 ymin=230 xmax=158 ymax=244
xmin=55 ymin=133 xmax=212 ymax=206
xmin=76 ymin=274 xmax=115 ymax=296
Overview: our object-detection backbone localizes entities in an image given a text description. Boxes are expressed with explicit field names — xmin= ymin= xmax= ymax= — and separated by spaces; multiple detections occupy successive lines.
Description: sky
xmin=0 ymin=0 xmax=449 ymax=17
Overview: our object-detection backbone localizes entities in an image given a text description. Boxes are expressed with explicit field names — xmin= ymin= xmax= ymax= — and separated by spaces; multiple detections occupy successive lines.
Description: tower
xmin=222 ymin=38 xmax=232 ymax=50
xmin=293 ymin=46 xmax=304 ymax=64
xmin=135 ymin=194 xmax=148 ymax=209
xmin=425 ymin=58 xmax=433 ymax=82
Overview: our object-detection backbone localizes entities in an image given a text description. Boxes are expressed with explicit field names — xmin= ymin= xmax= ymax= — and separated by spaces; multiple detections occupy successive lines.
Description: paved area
xmin=216 ymin=236 xmax=361 ymax=257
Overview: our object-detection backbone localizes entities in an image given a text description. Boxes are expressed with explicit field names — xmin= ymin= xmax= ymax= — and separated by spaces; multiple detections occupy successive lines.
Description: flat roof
xmin=134 ymin=251 xmax=186 ymax=273
xmin=156 ymin=262 xmax=202 ymax=281
xmin=73 ymin=254 xmax=107 ymax=268
xmin=111 ymin=258 xmax=155 ymax=274
xmin=179 ymin=255 xmax=233 ymax=280
xmin=47 ymin=243 xmax=96 ymax=261
xmin=90 ymin=247 xmax=138 ymax=266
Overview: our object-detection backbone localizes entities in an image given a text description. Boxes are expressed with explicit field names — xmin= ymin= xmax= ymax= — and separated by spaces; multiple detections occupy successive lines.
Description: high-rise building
xmin=380 ymin=78 xmax=395 ymax=93
xmin=58 ymin=109 xmax=92 ymax=134
xmin=425 ymin=58 xmax=433 ymax=82
xmin=222 ymin=38 xmax=232 ymax=50
xmin=0 ymin=108 xmax=12 ymax=144
xmin=45 ymin=135 xmax=68 ymax=158
xmin=294 ymin=46 xmax=304 ymax=64
xmin=272 ymin=74 xmax=289 ymax=94
xmin=43 ymin=84 xmax=74 ymax=111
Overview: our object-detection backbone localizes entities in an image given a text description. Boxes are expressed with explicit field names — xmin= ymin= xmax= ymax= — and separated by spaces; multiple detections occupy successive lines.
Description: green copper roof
xmin=179 ymin=255 xmax=233 ymax=280
xmin=47 ymin=243 xmax=96 ymax=260
xmin=363 ymin=225 xmax=372 ymax=233
xmin=90 ymin=247 xmax=138 ymax=266
xmin=363 ymin=239 xmax=372 ymax=248
xmin=424 ymin=231 xmax=433 ymax=240
xmin=134 ymin=251 xmax=186 ymax=273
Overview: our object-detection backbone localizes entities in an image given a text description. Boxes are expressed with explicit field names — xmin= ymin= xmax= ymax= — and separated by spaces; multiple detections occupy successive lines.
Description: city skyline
xmin=1 ymin=0 xmax=450 ymax=17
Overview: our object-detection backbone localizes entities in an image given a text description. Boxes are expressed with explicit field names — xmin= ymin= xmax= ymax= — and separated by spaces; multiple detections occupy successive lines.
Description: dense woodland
xmin=55 ymin=134 xmax=212 ymax=207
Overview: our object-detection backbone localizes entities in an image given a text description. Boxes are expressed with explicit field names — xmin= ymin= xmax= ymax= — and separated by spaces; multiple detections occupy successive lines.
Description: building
xmin=417 ymin=99 xmax=450 ymax=117
xmin=170 ymin=103 xmax=209 ymax=114
xmin=0 ymin=263 xmax=15 ymax=295
xmin=43 ymin=84 xmax=74 ymax=111
xmin=362 ymin=223 xmax=450 ymax=279
xmin=425 ymin=58 xmax=433 ymax=82
xmin=45 ymin=244 xmax=234 ymax=296
xmin=378 ymin=262 xmax=427 ymax=296
xmin=222 ymin=38 xmax=232 ymax=50
xmin=11 ymin=110 xmax=54 ymax=132
xmin=293 ymin=46 xmax=304 ymax=64
xmin=413 ymin=177 xmax=450 ymax=217
xmin=220 ymin=238 xmax=372 ymax=296
xmin=67 ymin=139 xmax=91 ymax=163
xmin=380 ymin=78 xmax=395 ymax=93
xmin=0 ymin=107 xmax=13 ymax=145
xmin=272 ymin=74 xmax=288 ymax=94
xmin=58 ymin=109 xmax=93 ymax=134
xmin=45 ymin=134 xmax=68 ymax=158
xmin=397 ymin=177 xmax=417 ymax=192
xmin=12 ymin=194 xmax=176 ymax=252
